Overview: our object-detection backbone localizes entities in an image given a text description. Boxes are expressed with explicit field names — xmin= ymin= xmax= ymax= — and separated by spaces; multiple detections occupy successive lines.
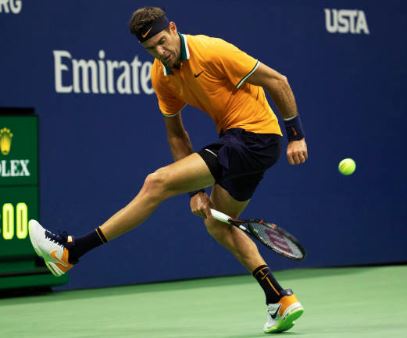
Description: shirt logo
xmin=194 ymin=70 xmax=204 ymax=78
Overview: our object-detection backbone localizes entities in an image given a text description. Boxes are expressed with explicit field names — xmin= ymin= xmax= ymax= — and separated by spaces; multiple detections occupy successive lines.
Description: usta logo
xmin=0 ymin=0 xmax=22 ymax=14
xmin=325 ymin=9 xmax=370 ymax=34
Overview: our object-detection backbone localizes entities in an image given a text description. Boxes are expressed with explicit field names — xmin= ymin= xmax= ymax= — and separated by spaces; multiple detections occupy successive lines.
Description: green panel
xmin=0 ymin=113 xmax=68 ymax=289
xmin=0 ymin=271 xmax=68 ymax=290
xmin=0 ymin=187 xmax=39 ymax=259
xmin=0 ymin=115 xmax=38 ymax=186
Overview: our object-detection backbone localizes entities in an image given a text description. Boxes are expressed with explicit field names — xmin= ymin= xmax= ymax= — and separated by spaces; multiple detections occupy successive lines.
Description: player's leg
xmin=99 ymin=153 xmax=214 ymax=240
xmin=205 ymin=184 xmax=283 ymax=290
xmin=205 ymin=184 xmax=303 ymax=333
xmin=28 ymin=153 xmax=214 ymax=275
xmin=204 ymin=184 xmax=263 ymax=271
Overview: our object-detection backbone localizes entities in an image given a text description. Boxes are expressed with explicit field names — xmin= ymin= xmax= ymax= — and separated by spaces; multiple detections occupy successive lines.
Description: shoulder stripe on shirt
xmin=236 ymin=60 xmax=260 ymax=89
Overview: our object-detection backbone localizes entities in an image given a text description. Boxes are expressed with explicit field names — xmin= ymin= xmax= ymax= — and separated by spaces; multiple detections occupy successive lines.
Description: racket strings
xmin=249 ymin=222 xmax=304 ymax=259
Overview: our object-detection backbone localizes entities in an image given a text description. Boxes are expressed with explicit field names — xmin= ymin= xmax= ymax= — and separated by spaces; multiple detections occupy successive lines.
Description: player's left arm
xmin=247 ymin=62 xmax=308 ymax=165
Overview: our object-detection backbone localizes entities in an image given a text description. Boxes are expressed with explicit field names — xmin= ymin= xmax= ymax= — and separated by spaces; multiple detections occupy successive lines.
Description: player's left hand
xmin=287 ymin=138 xmax=308 ymax=165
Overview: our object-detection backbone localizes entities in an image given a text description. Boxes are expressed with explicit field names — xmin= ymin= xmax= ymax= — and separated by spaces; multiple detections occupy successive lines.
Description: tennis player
xmin=29 ymin=7 xmax=308 ymax=334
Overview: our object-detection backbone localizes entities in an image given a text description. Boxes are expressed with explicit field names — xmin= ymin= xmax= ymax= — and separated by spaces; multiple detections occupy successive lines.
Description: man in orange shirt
xmin=29 ymin=6 xmax=308 ymax=334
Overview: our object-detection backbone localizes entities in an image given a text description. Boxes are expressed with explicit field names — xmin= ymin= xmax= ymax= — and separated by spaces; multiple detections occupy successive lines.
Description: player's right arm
xmin=152 ymin=60 xmax=211 ymax=215
xmin=162 ymin=107 xmax=212 ymax=218
xmin=163 ymin=113 xmax=212 ymax=217
xmin=150 ymin=60 xmax=191 ymax=160
xmin=163 ymin=113 xmax=193 ymax=161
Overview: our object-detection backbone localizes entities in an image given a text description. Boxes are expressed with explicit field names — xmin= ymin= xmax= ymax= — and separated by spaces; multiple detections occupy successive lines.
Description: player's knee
xmin=143 ymin=169 xmax=170 ymax=200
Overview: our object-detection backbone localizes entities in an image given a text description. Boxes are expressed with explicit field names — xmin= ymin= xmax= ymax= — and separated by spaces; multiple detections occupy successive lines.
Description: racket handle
xmin=210 ymin=209 xmax=231 ymax=224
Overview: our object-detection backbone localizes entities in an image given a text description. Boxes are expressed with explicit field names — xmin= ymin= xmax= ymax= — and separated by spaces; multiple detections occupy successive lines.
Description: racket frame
xmin=210 ymin=208 xmax=305 ymax=260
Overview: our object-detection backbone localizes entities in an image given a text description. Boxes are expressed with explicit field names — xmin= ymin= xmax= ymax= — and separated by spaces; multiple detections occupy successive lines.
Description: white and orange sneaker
xmin=264 ymin=289 xmax=304 ymax=333
xmin=28 ymin=220 xmax=74 ymax=277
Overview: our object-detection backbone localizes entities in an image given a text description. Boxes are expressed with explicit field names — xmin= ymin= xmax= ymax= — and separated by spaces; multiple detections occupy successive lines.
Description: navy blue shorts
xmin=197 ymin=128 xmax=281 ymax=201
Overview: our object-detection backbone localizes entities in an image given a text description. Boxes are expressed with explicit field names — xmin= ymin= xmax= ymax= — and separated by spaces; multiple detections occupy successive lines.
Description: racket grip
xmin=210 ymin=209 xmax=231 ymax=224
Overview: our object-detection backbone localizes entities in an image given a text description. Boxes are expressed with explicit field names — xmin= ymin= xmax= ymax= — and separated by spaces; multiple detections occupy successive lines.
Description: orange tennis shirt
xmin=151 ymin=33 xmax=282 ymax=135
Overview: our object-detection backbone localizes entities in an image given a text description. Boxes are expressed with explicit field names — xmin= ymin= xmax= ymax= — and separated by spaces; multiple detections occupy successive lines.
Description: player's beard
xmin=163 ymin=51 xmax=180 ymax=69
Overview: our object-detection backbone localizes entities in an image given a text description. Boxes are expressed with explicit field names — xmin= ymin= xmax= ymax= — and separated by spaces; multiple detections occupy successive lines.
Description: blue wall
xmin=1 ymin=0 xmax=406 ymax=289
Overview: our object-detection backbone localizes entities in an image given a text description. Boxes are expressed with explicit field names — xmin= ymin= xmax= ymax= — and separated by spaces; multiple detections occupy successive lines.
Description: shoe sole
xmin=46 ymin=261 xmax=63 ymax=276
xmin=264 ymin=307 xmax=304 ymax=333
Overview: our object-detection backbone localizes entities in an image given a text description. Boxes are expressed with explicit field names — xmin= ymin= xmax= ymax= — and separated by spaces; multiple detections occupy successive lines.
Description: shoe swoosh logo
xmin=50 ymin=249 xmax=68 ymax=267
xmin=141 ymin=27 xmax=152 ymax=38
xmin=270 ymin=304 xmax=281 ymax=319
xmin=194 ymin=70 xmax=204 ymax=78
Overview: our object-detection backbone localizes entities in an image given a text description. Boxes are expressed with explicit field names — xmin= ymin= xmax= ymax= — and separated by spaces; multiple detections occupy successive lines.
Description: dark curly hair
xmin=129 ymin=7 xmax=167 ymax=36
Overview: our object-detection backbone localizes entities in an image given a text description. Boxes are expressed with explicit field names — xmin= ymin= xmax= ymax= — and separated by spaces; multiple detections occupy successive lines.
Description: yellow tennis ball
xmin=338 ymin=158 xmax=356 ymax=176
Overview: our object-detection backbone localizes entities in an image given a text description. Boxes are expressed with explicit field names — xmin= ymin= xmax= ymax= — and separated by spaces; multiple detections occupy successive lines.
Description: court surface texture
xmin=1 ymin=265 xmax=406 ymax=337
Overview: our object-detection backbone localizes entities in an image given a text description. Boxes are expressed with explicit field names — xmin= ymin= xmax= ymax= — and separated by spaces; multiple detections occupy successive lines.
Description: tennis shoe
xmin=28 ymin=220 xmax=74 ymax=277
xmin=263 ymin=289 xmax=304 ymax=333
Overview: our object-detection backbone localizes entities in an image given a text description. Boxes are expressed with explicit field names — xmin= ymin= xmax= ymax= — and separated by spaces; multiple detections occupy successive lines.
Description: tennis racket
xmin=210 ymin=209 xmax=305 ymax=260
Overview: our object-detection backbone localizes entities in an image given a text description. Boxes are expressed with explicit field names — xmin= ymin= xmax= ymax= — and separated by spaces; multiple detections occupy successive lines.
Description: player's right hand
xmin=190 ymin=192 xmax=212 ymax=219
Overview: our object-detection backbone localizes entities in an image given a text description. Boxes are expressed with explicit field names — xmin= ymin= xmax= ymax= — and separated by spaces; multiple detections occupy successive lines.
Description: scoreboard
xmin=0 ymin=111 xmax=67 ymax=290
